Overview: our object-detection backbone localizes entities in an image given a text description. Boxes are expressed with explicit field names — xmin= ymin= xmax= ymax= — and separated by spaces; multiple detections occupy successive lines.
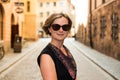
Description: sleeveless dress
xmin=37 ymin=43 xmax=77 ymax=80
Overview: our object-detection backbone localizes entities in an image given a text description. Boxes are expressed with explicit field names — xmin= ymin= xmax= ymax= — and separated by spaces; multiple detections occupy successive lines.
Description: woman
xmin=37 ymin=13 xmax=77 ymax=80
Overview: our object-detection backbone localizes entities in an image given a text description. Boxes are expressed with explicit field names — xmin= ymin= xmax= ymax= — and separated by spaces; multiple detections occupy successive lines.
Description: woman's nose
xmin=59 ymin=27 xmax=64 ymax=31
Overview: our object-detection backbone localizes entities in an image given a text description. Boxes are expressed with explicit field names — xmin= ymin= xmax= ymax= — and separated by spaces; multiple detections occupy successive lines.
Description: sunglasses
xmin=51 ymin=24 xmax=71 ymax=31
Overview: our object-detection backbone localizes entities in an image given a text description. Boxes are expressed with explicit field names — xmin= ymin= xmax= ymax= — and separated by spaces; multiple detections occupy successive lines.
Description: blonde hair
xmin=42 ymin=13 xmax=72 ymax=35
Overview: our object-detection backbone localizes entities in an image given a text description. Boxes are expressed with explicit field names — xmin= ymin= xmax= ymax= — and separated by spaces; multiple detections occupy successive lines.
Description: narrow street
xmin=1 ymin=0 xmax=120 ymax=80
xmin=0 ymin=38 xmax=117 ymax=80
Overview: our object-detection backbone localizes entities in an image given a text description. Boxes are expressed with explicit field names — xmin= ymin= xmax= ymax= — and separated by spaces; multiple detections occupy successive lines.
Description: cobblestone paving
xmin=0 ymin=38 xmax=115 ymax=80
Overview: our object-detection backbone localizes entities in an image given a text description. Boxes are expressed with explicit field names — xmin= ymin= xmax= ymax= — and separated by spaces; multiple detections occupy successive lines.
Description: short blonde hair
xmin=42 ymin=13 xmax=72 ymax=35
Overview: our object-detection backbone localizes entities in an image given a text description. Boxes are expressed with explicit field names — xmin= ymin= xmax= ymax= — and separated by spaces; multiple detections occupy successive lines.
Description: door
xmin=11 ymin=24 xmax=19 ymax=48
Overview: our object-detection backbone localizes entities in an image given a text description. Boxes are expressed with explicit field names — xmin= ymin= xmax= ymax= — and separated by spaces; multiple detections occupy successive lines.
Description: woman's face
xmin=49 ymin=17 xmax=70 ymax=41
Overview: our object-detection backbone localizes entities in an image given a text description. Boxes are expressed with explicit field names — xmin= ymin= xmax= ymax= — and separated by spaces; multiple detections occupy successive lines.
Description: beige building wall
xmin=0 ymin=1 xmax=12 ymax=52
xmin=37 ymin=0 xmax=75 ymax=37
xmin=0 ymin=0 xmax=41 ymax=53
xmin=91 ymin=0 xmax=115 ymax=11
xmin=0 ymin=0 xmax=25 ymax=53
xmin=67 ymin=0 xmax=76 ymax=36
xmin=86 ymin=0 xmax=120 ymax=60
xmin=23 ymin=0 xmax=38 ymax=40
xmin=96 ymin=0 xmax=102 ymax=7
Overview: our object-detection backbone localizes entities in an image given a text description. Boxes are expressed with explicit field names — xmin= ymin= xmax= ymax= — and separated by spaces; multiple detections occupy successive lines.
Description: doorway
xmin=11 ymin=24 xmax=19 ymax=48
xmin=0 ymin=4 xmax=4 ymax=40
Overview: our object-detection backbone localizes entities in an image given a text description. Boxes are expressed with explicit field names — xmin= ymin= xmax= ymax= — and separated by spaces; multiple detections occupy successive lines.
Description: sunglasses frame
xmin=51 ymin=24 xmax=71 ymax=31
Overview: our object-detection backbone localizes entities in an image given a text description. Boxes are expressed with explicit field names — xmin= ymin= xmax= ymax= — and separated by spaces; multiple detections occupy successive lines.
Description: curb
xmin=70 ymin=40 xmax=120 ymax=80
xmin=0 ymin=41 xmax=36 ymax=74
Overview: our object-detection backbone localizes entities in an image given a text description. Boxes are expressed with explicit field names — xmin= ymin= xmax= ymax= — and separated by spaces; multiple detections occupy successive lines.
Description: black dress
xmin=37 ymin=43 xmax=77 ymax=80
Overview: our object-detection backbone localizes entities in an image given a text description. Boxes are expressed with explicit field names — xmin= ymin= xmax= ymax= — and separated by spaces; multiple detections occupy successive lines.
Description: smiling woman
xmin=37 ymin=13 xmax=78 ymax=80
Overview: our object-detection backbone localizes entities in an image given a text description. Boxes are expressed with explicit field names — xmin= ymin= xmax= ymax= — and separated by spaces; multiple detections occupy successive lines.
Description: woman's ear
xmin=68 ymin=30 xmax=71 ymax=33
xmin=48 ymin=28 xmax=51 ymax=33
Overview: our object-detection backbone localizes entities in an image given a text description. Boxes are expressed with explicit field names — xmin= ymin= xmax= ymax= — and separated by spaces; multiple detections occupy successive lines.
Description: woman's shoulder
xmin=41 ymin=44 xmax=52 ymax=54
xmin=37 ymin=43 xmax=54 ymax=66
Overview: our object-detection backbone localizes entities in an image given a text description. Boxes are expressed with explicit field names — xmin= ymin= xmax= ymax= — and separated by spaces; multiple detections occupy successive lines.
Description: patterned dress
xmin=37 ymin=43 xmax=77 ymax=80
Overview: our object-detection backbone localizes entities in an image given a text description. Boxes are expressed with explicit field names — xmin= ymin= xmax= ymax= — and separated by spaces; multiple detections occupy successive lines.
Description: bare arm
xmin=40 ymin=54 xmax=57 ymax=80
xmin=76 ymin=77 xmax=78 ymax=80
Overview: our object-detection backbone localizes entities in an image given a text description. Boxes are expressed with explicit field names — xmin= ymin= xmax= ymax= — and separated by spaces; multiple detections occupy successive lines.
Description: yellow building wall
xmin=1 ymin=2 xmax=12 ymax=52
xmin=23 ymin=0 xmax=38 ymax=40
xmin=23 ymin=14 xmax=37 ymax=40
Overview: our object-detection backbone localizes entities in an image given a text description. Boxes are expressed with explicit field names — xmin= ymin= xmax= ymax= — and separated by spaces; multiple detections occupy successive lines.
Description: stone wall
xmin=76 ymin=0 xmax=120 ymax=60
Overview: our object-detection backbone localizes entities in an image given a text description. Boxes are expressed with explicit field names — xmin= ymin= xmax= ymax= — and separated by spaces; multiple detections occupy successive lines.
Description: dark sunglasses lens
xmin=51 ymin=24 xmax=70 ymax=31
xmin=51 ymin=24 xmax=60 ymax=31
xmin=62 ymin=25 xmax=70 ymax=31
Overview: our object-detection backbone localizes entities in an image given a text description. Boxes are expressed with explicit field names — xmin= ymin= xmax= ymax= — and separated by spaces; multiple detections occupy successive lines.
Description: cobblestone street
xmin=0 ymin=38 xmax=119 ymax=80
xmin=1 ymin=0 xmax=120 ymax=80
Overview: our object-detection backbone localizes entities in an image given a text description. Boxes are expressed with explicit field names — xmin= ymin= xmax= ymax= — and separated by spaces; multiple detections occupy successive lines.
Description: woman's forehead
xmin=53 ymin=17 xmax=68 ymax=24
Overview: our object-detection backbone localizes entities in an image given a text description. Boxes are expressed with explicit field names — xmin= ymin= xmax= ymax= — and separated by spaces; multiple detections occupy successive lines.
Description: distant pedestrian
xmin=37 ymin=13 xmax=78 ymax=80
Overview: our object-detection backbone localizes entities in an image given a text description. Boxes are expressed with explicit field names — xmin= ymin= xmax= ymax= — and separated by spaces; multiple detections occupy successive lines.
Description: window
xmin=40 ymin=2 xmax=43 ymax=7
xmin=40 ymin=12 xmax=43 ymax=17
xmin=46 ymin=2 xmax=50 ymax=7
xmin=93 ymin=18 xmax=97 ymax=37
xmin=100 ymin=16 xmax=106 ymax=39
xmin=27 ymin=1 xmax=30 ymax=12
xmin=53 ymin=2 xmax=56 ymax=6
xmin=111 ymin=13 xmax=119 ymax=42
xmin=94 ymin=0 xmax=97 ymax=9
xmin=59 ymin=2 xmax=64 ymax=7
xmin=46 ymin=12 xmax=50 ymax=16
xmin=40 ymin=22 xmax=43 ymax=27
xmin=102 ymin=0 xmax=105 ymax=4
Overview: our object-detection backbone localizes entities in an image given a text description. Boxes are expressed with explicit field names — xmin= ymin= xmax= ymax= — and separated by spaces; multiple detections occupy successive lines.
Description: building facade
xmin=0 ymin=0 xmax=32 ymax=54
xmin=0 ymin=0 xmax=75 ymax=54
xmin=0 ymin=0 xmax=12 ymax=53
xmin=23 ymin=0 xmax=38 ymax=40
xmin=37 ymin=0 xmax=75 ymax=37
xmin=76 ymin=0 xmax=120 ymax=60
xmin=0 ymin=0 xmax=24 ymax=53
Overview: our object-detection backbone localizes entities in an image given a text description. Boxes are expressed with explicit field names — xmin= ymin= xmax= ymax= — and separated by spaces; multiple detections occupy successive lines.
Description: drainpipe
xmin=89 ymin=0 xmax=93 ymax=48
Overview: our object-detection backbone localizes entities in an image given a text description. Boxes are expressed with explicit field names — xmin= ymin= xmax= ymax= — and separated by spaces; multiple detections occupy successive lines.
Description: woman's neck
xmin=50 ymin=39 xmax=64 ymax=49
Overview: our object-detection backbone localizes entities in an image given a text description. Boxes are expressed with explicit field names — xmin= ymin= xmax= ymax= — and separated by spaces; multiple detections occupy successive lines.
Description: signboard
xmin=14 ymin=2 xmax=24 ymax=14
xmin=15 ymin=7 xmax=23 ymax=14
xmin=15 ymin=2 xmax=24 ymax=6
